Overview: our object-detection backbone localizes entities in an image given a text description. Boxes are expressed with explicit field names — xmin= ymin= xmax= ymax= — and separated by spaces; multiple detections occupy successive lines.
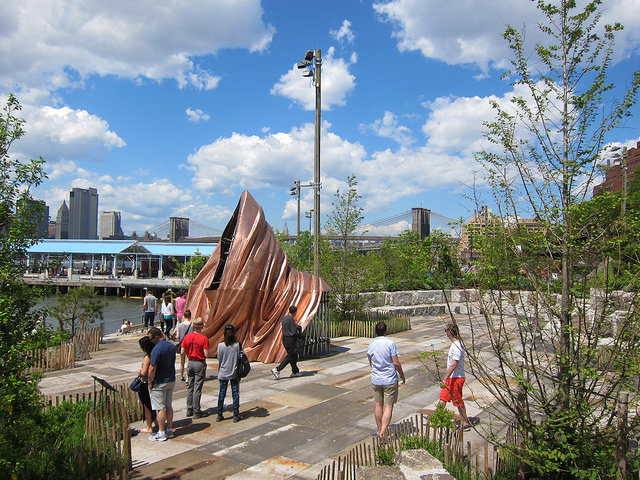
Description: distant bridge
xmin=148 ymin=209 xmax=460 ymax=242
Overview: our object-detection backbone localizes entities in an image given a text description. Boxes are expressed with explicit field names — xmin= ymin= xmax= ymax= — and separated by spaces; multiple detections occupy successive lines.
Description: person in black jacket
xmin=271 ymin=306 xmax=301 ymax=379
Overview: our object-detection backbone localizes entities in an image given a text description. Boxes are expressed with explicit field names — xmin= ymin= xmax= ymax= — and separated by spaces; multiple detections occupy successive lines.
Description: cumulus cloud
xmin=330 ymin=20 xmax=355 ymax=44
xmin=373 ymin=0 xmax=639 ymax=74
xmin=271 ymin=46 xmax=356 ymax=111
xmin=12 ymin=102 xmax=125 ymax=162
xmin=0 ymin=0 xmax=274 ymax=92
xmin=360 ymin=111 xmax=414 ymax=146
xmin=186 ymin=108 xmax=211 ymax=123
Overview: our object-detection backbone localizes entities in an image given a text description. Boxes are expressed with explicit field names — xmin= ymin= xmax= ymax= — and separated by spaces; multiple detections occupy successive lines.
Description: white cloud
xmin=12 ymin=102 xmax=125 ymax=162
xmin=0 ymin=0 xmax=274 ymax=92
xmin=330 ymin=20 xmax=355 ymax=44
xmin=360 ymin=111 xmax=414 ymax=146
xmin=186 ymin=108 xmax=211 ymax=123
xmin=271 ymin=46 xmax=356 ymax=111
xmin=373 ymin=0 xmax=640 ymax=74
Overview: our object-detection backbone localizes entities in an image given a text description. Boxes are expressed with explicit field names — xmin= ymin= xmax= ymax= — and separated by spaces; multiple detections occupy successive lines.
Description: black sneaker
xmin=216 ymin=415 xmax=224 ymax=422
xmin=233 ymin=416 xmax=241 ymax=423
xmin=186 ymin=409 xmax=193 ymax=417
xmin=193 ymin=411 xmax=209 ymax=419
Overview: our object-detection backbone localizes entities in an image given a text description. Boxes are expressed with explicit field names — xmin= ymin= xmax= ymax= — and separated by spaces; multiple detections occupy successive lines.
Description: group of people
xmin=138 ymin=293 xmax=469 ymax=443
xmin=142 ymin=289 xmax=188 ymax=340
xmin=135 ymin=315 xmax=246 ymax=442
xmin=367 ymin=321 xmax=470 ymax=439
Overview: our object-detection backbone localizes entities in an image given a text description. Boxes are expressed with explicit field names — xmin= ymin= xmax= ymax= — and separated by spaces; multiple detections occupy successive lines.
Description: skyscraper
xmin=55 ymin=200 xmax=69 ymax=239
xmin=99 ymin=211 xmax=125 ymax=239
xmin=68 ymin=187 xmax=98 ymax=239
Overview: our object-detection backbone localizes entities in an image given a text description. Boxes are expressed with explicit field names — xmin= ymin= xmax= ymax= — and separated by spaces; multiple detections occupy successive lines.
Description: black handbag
xmin=237 ymin=342 xmax=251 ymax=378
xmin=129 ymin=375 xmax=143 ymax=392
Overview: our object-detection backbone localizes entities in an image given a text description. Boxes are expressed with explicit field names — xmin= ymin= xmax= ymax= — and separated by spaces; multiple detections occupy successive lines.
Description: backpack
xmin=237 ymin=342 xmax=251 ymax=378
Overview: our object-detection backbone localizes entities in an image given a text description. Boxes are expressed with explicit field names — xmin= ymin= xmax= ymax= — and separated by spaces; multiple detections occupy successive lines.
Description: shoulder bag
xmin=129 ymin=374 xmax=143 ymax=392
xmin=237 ymin=342 xmax=251 ymax=378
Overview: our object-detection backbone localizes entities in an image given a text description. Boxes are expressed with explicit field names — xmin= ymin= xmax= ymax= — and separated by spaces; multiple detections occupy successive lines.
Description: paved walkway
xmin=38 ymin=316 xmax=493 ymax=479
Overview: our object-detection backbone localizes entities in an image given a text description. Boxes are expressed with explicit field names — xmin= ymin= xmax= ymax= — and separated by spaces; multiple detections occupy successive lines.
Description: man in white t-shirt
xmin=439 ymin=323 xmax=471 ymax=429
xmin=367 ymin=321 xmax=406 ymax=439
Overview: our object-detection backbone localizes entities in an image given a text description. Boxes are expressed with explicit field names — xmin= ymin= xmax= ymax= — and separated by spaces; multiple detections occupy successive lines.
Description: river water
xmin=40 ymin=295 xmax=145 ymax=336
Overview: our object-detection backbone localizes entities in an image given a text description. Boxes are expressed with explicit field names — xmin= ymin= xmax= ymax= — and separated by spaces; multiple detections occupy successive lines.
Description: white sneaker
xmin=271 ymin=368 xmax=280 ymax=380
xmin=291 ymin=372 xmax=302 ymax=377
xmin=148 ymin=431 xmax=167 ymax=442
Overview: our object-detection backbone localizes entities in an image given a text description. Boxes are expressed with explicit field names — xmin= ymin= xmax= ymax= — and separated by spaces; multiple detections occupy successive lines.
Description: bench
xmin=118 ymin=324 xmax=146 ymax=335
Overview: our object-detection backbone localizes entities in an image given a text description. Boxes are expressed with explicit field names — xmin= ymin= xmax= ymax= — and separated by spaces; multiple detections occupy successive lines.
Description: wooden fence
xmin=329 ymin=314 xmax=411 ymax=339
xmin=28 ymin=324 xmax=104 ymax=373
xmin=316 ymin=414 xmax=517 ymax=480
xmin=44 ymin=381 xmax=143 ymax=480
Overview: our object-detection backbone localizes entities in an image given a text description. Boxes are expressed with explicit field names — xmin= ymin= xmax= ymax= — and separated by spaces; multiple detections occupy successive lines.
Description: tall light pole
xmin=289 ymin=180 xmax=314 ymax=237
xmin=289 ymin=180 xmax=301 ymax=236
xmin=298 ymin=49 xmax=321 ymax=276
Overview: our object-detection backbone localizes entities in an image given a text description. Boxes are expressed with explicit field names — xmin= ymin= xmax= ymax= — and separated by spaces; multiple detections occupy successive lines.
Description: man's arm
xmin=203 ymin=348 xmax=209 ymax=358
xmin=148 ymin=364 xmax=157 ymax=388
xmin=441 ymin=359 xmax=458 ymax=385
xmin=391 ymin=354 xmax=405 ymax=384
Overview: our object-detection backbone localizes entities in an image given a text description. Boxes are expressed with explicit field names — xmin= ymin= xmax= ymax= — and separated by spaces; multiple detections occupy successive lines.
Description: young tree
xmin=50 ymin=285 xmax=107 ymax=336
xmin=467 ymin=1 xmax=640 ymax=477
xmin=322 ymin=175 xmax=370 ymax=321
xmin=172 ymin=251 xmax=208 ymax=282
xmin=277 ymin=229 xmax=314 ymax=273
xmin=0 ymin=94 xmax=49 ymax=475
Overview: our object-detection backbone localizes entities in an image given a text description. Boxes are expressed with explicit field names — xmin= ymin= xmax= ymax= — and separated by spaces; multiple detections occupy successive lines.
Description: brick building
xmin=593 ymin=141 xmax=640 ymax=196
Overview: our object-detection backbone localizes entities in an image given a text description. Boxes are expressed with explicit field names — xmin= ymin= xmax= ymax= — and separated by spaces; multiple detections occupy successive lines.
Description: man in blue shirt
xmin=367 ymin=321 xmax=405 ymax=439
xmin=147 ymin=327 xmax=177 ymax=442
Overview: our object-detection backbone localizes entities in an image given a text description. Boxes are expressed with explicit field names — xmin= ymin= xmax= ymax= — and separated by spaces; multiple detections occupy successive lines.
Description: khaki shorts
xmin=150 ymin=381 xmax=175 ymax=411
xmin=373 ymin=382 xmax=399 ymax=404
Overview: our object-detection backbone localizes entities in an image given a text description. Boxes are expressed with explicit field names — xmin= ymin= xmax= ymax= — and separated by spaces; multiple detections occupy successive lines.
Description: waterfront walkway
xmin=38 ymin=316 xmax=494 ymax=479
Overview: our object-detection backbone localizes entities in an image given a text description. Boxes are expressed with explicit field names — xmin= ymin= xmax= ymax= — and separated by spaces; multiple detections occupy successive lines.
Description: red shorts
xmin=439 ymin=377 xmax=465 ymax=407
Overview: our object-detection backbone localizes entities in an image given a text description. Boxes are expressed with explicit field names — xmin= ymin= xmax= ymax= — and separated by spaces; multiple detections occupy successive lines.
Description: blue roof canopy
xmin=27 ymin=239 xmax=217 ymax=257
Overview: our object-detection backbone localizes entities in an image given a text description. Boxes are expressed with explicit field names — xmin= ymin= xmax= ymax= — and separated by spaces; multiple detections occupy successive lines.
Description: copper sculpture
xmin=184 ymin=190 xmax=330 ymax=363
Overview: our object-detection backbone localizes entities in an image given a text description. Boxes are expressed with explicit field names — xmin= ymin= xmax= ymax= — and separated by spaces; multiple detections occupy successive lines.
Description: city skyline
xmin=2 ymin=0 xmax=639 ymax=237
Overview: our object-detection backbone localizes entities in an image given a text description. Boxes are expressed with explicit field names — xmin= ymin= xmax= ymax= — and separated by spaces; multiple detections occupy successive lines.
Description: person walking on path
xmin=147 ymin=327 xmax=176 ymax=442
xmin=160 ymin=293 xmax=176 ymax=339
xmin=439 ymin=323 xmax=471 ymax=429
xmin=175 ymin=290 xmax=187 ymax=323
xmin=142 ymin=290 xmax=157 ymax=329
xmin=181 ymin=317 xmax=209 ymax=418
xmin=176 ymin=309 xmax=193 ymax=382
xmin=137 ymin=336 xmax=158 ymax=434
xmin=367 ymin=321 xmax=405 ymax=439
xmin=217 ymin=324 xmax=243 ymax=423
xmin=271 ymin=306 xmax=301 ymax=379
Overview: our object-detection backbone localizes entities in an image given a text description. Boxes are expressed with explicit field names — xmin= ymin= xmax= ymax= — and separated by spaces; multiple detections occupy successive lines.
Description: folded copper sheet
xmin=184 ymin=190 xmax=330 ymax=363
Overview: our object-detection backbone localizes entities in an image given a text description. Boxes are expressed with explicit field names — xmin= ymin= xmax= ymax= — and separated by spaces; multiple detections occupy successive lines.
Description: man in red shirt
xmin=180 ymin=317 xmax=210 ymax=418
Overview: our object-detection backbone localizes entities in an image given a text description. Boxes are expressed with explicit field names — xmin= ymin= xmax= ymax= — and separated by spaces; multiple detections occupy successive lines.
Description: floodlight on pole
xmin=297 ymin=49 xmax=322 ymax=277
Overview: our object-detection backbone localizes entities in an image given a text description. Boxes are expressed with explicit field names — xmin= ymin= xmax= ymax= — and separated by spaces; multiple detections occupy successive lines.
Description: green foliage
xmin=322 ymin=175 xmax=372 ymax=321
xmin=50 ymin=285 xmax=108 ymax=335
xmin=430 ymin=402 xmax=455 ymax=430
xmin=278 ymin=229 xmax=314 ymax=273
xmin=374 ymin=445 xmax=396 ymax=466
xmin=0 ymin=94 xmax=50 ymax=478
xmin=171 ymin=250 xmax=208 ymax=281
xmin=468 ymin=1 xmax=640 ymax=478
xmin=6 ymin=401 xmax=101 ymax=479
xmin=379 ymin=230 xmax=462 ymax=291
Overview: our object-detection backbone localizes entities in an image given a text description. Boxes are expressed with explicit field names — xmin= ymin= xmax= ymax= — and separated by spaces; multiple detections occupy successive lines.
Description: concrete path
xmin=38 ymin=315 xmax=494 ymax=479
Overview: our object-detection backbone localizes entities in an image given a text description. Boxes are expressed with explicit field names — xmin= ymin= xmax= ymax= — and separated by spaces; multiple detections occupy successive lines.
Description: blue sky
xmin=2 ymin=0 xmax=639 ymax=238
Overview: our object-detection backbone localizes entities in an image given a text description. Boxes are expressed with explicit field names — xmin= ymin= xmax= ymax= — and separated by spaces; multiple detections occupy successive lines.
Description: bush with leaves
xmin=465 ymin=1 xmax=640 ymax=478
xmin=0 ymin=94 xmax=51 ymax=476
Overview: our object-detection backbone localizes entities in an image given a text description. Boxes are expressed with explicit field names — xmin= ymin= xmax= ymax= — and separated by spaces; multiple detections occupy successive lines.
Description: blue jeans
xmin=218 ymin=378 xmax=240 ymax=418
